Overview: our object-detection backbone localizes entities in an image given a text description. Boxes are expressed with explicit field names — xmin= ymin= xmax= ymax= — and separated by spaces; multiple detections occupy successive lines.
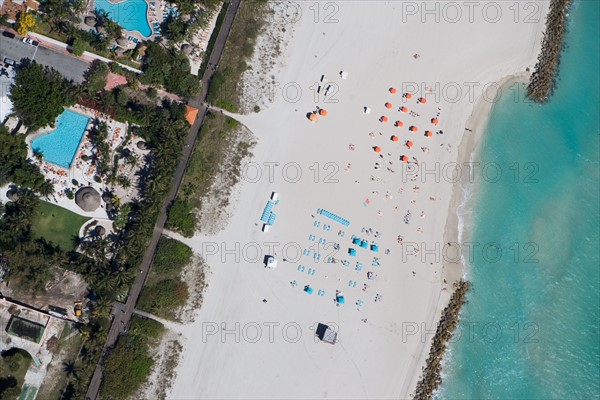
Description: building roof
xmin=185 ymin=105 xmax=199 ymax=125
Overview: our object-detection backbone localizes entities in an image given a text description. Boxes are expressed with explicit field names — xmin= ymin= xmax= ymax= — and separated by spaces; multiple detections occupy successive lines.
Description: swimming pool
xmin=95 ymin=0 xmax=152 ymax=38
xmin=31 ymin=110 xmax=90 ymax=168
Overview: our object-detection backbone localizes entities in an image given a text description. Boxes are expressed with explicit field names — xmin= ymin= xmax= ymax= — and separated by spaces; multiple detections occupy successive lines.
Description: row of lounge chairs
xmin=317 ymin=208 xmax=350 ymax=226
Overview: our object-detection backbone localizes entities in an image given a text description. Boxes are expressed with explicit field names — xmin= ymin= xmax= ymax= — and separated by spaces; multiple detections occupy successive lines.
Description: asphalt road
xmin=84 ymin=1 xmax=242 ymax=398
xmin=0 ymin=35 xmax=89 ymax=83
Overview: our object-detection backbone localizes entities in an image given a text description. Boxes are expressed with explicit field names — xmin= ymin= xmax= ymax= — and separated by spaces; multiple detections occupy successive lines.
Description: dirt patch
xmin=178 ymin=256 xmax=210 ymax=324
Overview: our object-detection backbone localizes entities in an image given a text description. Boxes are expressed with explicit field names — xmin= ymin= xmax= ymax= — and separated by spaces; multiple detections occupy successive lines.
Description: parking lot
xmin=0 ymin=33 xmax=90 ymax=83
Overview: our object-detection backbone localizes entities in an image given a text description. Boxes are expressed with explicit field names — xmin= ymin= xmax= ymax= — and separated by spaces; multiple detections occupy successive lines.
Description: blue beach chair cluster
xmin=261 ymin=201 xmax=275 ymax=223
xmin=260 ymin=193 xmax=280 ymax=231
xmin=317 ymin=209 xmax=350 ymax=226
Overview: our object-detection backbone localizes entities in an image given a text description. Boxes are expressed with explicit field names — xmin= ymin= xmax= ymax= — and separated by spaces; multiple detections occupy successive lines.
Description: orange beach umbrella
xmin=395 ymin=120 xmax=403 ymax=127
xmin=425 ymin=131 xmax=433 ymax=137
xmin=390 ymin=87 xmax=397 ymax=94
xmin=406 ymin=140 xmax=414 ymax=148
xmin=409 ymin=126 xmax=418 ymax=132
xmin=391 ymin=135 xmax=399 ymax=142
xmin=400 ymin=106 xmax=408 ymax=113
xmin=385 ymin=102 xmax=393 ymax=109
xmin=380 ymin=116 xmax=389 ymax=122
xmin=374 ymin=146 xmax=382 ymax=153
xmin=400 ymin=155 xmax=409 ymax=162
xmin=309 ymin=113 xmax=318 ymax=122
xmin=418 ymin=97 xmax=427 ymax=104
xmin=404 ymin=93 xmax=413 ymax=99
xmin=319 ymin=109 xmax=328 ymax=116
xmin=431 ymin=118 xmax=439 ymax=125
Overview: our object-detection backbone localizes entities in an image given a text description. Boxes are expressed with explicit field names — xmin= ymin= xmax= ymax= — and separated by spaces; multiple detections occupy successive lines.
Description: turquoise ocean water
xmin=437 ymin=1 xmax=600 ymax=399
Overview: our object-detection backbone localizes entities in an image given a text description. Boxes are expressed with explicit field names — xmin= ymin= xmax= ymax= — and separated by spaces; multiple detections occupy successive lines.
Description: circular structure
xmin=136 ymin=140 xmax=148 ymax=150
xmin=75 ymin=187 xmax=102 ymax=212
xmin=95 ymin=226 xmax=107 ymax=236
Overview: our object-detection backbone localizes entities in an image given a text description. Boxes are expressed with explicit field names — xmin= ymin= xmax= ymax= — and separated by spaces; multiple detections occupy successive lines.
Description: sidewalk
xmin=27 ymin=31 xmax=143 ymax=74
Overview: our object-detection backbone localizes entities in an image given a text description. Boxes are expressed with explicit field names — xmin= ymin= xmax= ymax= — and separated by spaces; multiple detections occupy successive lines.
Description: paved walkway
xmin=84 ymin=1 xmax=242 ymax=398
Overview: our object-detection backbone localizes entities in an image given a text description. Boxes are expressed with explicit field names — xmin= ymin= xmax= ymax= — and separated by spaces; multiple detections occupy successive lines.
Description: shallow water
xmin=437 ymin=0 xmax=600 ymax=398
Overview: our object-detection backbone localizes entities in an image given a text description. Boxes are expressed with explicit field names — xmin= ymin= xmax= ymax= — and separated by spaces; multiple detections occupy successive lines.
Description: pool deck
xmin=23 ymin=106 xmax=132 ymax=220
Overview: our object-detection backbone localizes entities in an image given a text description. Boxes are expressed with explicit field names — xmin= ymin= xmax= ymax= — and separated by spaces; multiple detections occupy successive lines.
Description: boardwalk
xmin=84 ymin=1 xmax=242 ymax=398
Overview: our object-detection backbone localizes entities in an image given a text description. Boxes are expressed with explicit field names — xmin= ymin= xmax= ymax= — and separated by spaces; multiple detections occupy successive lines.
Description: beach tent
xmin=385 ymin=102 xmax=393 ymax=109
xmin=319 ymin=109 xmax=328 ymax=116
xmin=395 ymin=120 xmax=403 ymax=127
xmin=431 ymin=118 xmax=439 ymax=125
xmin=304 ymin=285 xmax=314 ymax=294
xmin=406 ymin=140 xmax=414 ymax=148
xmin=364 ymin=107 xmax=371 ymax=114
xmin=380 ymin=116 xmax=388 ymax=122
xmin=352 ymin=237 xmax=361 ymax=245
xmin=336 ymin=294 xmax=345 ymax=304
xmin=425 ymin=131 xmax=433 ymax=137
xmin=389 ymin=87 xmax=397 ymax=94
xmin=316 ymin=323 xmax=338 ymax=344
xmin=400 ymin=106 xmax=408 ymax=113
xmin=340 ymin=71 xmax=349 ymax=79
xmin=348 ymin=248 xmax=357 ymax=256
xmin=374 ymin=146 xmax=382 ymax=153
xmin=391 ymin=135 xmax=399 ymax=142
xmin=404 ymin=93 xmax=413 ymax=99
xmin=184 ymin=105 xmax=199 ymax=125
xmin=371 ymin=244 xmax=379 ymax=252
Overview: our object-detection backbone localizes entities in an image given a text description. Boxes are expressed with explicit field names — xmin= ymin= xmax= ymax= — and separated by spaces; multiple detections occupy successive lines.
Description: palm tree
xmin=62 ymin=360 xmax=81 ymax=379
xmin=111 ymin=196 xmax=122 ymax=208
xmin=38 ymin=180 xmax=54 ymax=199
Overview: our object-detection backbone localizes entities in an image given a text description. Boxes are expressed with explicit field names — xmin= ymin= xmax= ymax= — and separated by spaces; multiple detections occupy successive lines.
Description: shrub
xmin=166 ymin=198 xmax=196 ymax=237
xmin=153 ymin=237 xmax=192 ymax=275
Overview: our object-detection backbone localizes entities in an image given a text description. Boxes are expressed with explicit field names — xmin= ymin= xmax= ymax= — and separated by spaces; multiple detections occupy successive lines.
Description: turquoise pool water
xmin=437 ymin=0 xmax=600 ymax=398
xmin=31 ymin=110 xmax=90 ymax=169
xmin=95 ymin=0 xmax=152 ymax=38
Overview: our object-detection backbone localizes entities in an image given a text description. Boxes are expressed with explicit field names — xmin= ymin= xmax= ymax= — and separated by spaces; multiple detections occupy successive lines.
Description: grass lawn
xmin=0 ymin=348 xmax=32 ymax=400
xmin=31 ymin=201 xmax=90 ymax=251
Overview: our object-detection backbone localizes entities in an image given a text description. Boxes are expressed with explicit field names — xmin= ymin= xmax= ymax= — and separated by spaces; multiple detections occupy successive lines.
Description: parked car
xmin=3 ymin=57 xmax=16 ymax=67
xmin=22 ymin=37 xmax=38 ymax=46
xmin=2 ymin=31 xmax=15 ymax=39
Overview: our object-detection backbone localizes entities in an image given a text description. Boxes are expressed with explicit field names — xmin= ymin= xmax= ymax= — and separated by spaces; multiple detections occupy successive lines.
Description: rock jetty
xmin=527 ymin=0 xmax=574 ymax=102
xmin=413 ymin=280 xmax=471 ymax=400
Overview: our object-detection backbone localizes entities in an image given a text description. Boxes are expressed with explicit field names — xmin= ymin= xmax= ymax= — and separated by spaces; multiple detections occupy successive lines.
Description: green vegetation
xmin=30 ymin=201 xmax=89 ymax=251
xmin=206 ymin=1 xmax=268 ymax=111
xmin=0 ymin=126 xmax=50 ymax=194
xmin=153 ymin=237 xmax=193 ymax=274
xmin=0 ymin=349 xmax=32 ymax=400
xmin=166 ymin=198 xmax=196 ymax=237
xmin=9 ymin=62 xmax=75 ymax=130
xmin=137 ymin=237 xmax=192 ymax=319
xmin=84 ymin=61 xmax=109 ymax=95
xmin=139 ymin=42 xmax=200 ymax=98
xmin=100 ymin=317 xmax=164 ymax=400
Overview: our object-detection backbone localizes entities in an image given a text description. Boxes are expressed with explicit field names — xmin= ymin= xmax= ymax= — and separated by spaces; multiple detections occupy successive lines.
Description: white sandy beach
xmin=167 ymin=1 xmax=549 ymax=398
